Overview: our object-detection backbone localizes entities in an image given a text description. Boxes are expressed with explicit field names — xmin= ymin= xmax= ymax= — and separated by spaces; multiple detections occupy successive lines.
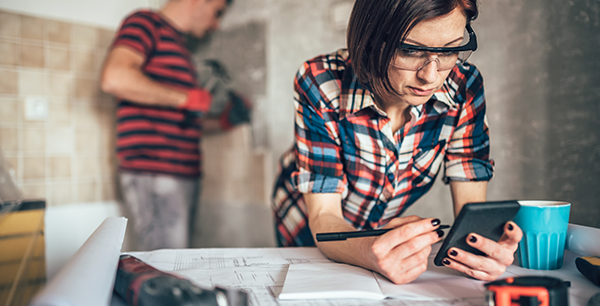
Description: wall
xmin=0 ymin=10 xmax=117 ymax=207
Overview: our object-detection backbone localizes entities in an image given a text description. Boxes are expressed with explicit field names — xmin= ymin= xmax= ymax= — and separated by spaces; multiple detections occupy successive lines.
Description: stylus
xmin=316 ymin=225 xmax=450 ymax=242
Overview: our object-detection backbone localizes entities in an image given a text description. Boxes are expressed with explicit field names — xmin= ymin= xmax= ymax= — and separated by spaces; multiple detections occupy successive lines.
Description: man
xmin=100 ymin=0 xmax=236 ymax=251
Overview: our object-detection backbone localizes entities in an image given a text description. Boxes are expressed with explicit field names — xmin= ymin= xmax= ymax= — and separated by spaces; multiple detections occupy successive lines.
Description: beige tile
xmin=23 ymin=128 xmax=45 ymax=152
xmin=0 ymin=69 xmax=18 ymax=94
xmin=18 ymin=70 xmax=45 ymax=95
xmin=23 ymin=157 xmax=45 ymax=180
xmin=0 ymin=98 xmax=19 ymax=124
xmin=77 ymin=181 xmax=97 ymax=202
xmin=46 ymin=128 xmax=73 ymax=154
xmin=48 ymin=183 xmax=71 ymax=206
xmin=76 ymin=156 xmax=98 ymax=177
xmin=48 ymin=100 xmax=71 ymax=126
xmin=97 ymin=28 xmax=115 ymax=49
xmin=0 ymin=11 xmax=20 ymax=38
xmin=0 ymin=127 xmax=19 ymax=152
xmin=46 ymin=47 xmax=70 ymax=70
xmin=22 ymin=121 xmax=45 ymax=130
xmin=74 ymin=77 xmax=98 ymax=99
xmin=74 ymin=102 xmax=100 ymax=129
xmin=75 ymin=129 xmax=98 ymax=154
xmin=45 ymin=19 xmax=70 ymax=44
xmin=47 ymin=73 xmax=71 ymax=96
xmin=0 ymin=41 xmax=19 ymax=66
xmin=71 ymin=24 xmax=97 ymax=47
xmin=93 ymin=49 xmax=108 ymax=74
xmin=100 ymin=179 xmax=116 ymax=201
xmin=3 ymin=155 xmax=19 ymax=180
xmin=21 ymin=44 xmax=45 ymax=68
xmin=20 ymin=15 xmax=44 ymax=41
xmin=74 ymin=48 xmax=94 ymax=73
xmin=49 ymin=156 xmax=71 ymax=178
xmin=21 ymin=184 xmax=46 ymax=200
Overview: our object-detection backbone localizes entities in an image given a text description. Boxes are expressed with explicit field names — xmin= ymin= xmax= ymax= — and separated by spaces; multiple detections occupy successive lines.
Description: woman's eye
xmin=400 ymin=49 xmax=425 ymax=57
xmin=438 ymin=51 xmax=459 ymax=58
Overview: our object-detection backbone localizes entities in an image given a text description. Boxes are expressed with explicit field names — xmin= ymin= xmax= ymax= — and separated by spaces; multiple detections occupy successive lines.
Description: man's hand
xmin=440 ymin=221 xmax=522 ymax=281
xmin=365 ymin=216 xmax=445 ymax=284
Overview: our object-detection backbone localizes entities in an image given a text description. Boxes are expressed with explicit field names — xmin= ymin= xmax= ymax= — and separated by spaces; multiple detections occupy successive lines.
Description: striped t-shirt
xmin=112 ymin=10 xmax=202 ymax=177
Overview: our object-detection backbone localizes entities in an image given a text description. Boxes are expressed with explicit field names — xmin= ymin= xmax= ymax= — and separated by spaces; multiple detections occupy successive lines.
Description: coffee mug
xmin=513 ymin=200 xmax=571 ymax=270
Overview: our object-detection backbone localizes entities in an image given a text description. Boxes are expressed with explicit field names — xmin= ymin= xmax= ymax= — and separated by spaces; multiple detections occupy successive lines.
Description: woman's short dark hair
xmin=347 ymin=0 xmax=479 ymax=100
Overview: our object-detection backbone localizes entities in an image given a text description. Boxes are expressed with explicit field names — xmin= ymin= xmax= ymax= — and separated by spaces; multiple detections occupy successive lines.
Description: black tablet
xmin=433 ymin=200 xmax=521 ymax=266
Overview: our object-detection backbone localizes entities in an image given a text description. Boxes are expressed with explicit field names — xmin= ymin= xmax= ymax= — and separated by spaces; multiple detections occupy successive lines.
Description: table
xmin=116 ymin=244 xmax=599 ymax=306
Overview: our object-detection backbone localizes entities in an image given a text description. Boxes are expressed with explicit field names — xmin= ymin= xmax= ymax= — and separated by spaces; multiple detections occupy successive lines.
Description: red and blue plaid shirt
xmin=272 ymin=49 xmax=494 ymax=247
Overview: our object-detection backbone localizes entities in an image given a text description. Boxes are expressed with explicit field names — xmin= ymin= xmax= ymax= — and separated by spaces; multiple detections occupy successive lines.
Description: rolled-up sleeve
xmin=443 ymin=67 xmax=495 ymax=183
xmin=290 ymin=62 xmax=348 ymax=195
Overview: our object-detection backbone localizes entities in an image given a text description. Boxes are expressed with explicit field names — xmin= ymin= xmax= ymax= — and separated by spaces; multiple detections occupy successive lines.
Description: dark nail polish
xmin=469 ymin=235 xmax=477 ymax=243
xmin=450 ymin=250 xmax=458 ymax=257
xmin=431 ymin=218 xmax=441 ymax=226
xmin=508 ymin=223 xmax=514 ymax=231
xmin=442 ymin=258 xmax=451 ymax=265
xmin=437 ymin=230 xmax=444 ymax=238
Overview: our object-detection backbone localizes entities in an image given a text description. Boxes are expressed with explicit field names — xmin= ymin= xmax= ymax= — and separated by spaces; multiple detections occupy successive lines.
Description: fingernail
xmin=431 ymin=218 xmax=441 ymax=226
xmin=508 ymin=223 xmax=514 ymax=231
xmin=469 ymin=235 xmax=477 ymax=243
xmin=450 ymin=250 xmax=458 ymax=257
xmin=442 ymin=258 xmax=451 ymax=265
xmin=436 ymin=230 xmax=444 ymax=238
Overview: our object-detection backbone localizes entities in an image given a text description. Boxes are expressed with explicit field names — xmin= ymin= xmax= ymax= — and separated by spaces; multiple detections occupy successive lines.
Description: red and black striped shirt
xmin=112 ymin=10 xmax=202 ymax=178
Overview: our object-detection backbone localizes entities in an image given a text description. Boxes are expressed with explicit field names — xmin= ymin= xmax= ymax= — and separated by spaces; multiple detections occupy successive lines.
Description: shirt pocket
xmin=411 ymin=140 xmax=446 ymax=187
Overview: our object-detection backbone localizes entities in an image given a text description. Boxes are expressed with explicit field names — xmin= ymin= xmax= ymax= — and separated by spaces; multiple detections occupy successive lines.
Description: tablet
xmin=433 ymin=200 xmax=521 ymax=266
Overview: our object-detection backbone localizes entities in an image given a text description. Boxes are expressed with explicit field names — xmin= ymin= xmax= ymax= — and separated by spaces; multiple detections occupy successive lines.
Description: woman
xmin=272 ymin=0 xmax=522 ymax=284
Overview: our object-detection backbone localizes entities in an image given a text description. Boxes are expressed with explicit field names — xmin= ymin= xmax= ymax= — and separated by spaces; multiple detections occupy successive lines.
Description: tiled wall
xmin=0 ymin=10 xmax=117 ymax=206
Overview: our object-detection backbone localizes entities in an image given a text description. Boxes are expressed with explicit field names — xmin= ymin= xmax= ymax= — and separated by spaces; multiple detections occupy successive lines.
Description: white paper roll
xmin=565 ymin=223 xmax=600 ymax=257
xmin=30 ymin=217 xmax=127 ymax=306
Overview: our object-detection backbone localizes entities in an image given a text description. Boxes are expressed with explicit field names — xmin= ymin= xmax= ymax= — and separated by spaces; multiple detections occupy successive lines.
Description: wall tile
xmin=93 ymin=50 xmax=107 ymax=74
xmin=3 ymin=156 xmax=19 ymax=180
xmin=21 ymin=44 xmax=45 ymax=68
xmin=20 ymin=15 xmax=44 ymax=41
xmin=71 ymin=24 xmax=97 ymax=47
xmin=73 ymin=102 xmax=100 ymax=129
xmin=46 ymin=47 xmax=70 ymax=70
xmin=0 ymin=128 xmax=19 ymax=152
xmin=47 ymin=73 xmax=71 ymax=96
xmin=0 ymin=11 xmax=20 ymax=38
xmin=76 ymin=156 xmax=98 ymax=177
xmin=97 ymin=29 xmax=115 ymax=49
xmin=23 ymin=129 xmax=45 ymax=152
xmin=18 ymin=70 xmax=45 ymax=95
xmin=74 ymin=49 xmax=94 ymax=73
xmin=49 ymin=156 xmax=71 ymax=178
xmin=0 ymin=69 xmax=18 ymax=94
xmin=74 ymin=77 xmax=98 ymax=99
xmin=21 ymin=184 xmax=46 ymax=200
xmin=48 ymin=99 xmax=71 ymax=126
xmin=46 ymin=128 xmax=73 ymax=154
xmin=45 ymin=19 xmax=70 ymax=44
xmin=75 ymin=130 xmax=98 ymax=154
xmin=23 ymin=157 xmax=45 ymax=180
xmin=77 ymin=181 xmax=97 ymax=202
xmin=0 ymin=98 xmax=19 ymax=124
xmin=0 ymin=41 xmax=19 ymax=66
xmin=100 ymin=179 xmax=116 ymax=201
xmin=48 ymin=183 xmax=71 ymax=206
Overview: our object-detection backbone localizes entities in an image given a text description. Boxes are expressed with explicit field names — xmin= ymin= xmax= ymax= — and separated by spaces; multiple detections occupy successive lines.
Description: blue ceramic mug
xmin=514 ymin=200 xmax=571 ymax=270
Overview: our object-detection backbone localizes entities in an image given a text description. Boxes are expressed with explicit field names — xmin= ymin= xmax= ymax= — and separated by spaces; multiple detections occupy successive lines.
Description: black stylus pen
xmin=316 ymin=225 xmax=450 ymax=242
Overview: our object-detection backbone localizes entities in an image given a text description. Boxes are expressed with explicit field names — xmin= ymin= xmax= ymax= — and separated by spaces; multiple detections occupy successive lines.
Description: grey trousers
xmin=119 ymin=172 xmax=199 ymax=251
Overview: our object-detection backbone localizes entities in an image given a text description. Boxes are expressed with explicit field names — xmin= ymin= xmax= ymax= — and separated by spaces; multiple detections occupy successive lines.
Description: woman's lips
xmin=410 ymin=87 xmax=434 ymax=96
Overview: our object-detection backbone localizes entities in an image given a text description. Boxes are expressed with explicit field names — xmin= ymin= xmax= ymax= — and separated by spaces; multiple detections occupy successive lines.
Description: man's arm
xmin=100 ymin=45 xmax=187 ymax=107
xmin=449 ymin=181 xmax=488 ymax=217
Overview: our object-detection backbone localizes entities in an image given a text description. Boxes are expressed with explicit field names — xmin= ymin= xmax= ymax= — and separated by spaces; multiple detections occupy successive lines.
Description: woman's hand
xmin=441 ymin=221 xmax=522 ymax=281
xmin=366 ymin=216 xmax=445 ymax=284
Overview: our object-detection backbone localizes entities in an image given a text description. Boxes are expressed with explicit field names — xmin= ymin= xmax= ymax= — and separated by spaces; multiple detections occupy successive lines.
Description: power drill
xmin=114 ymin=254 xmax=248 ymax=306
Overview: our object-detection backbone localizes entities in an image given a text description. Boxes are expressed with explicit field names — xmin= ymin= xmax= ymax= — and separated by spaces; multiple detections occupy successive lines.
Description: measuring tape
xmin=484 ymin=276 xmax=570 ymax=306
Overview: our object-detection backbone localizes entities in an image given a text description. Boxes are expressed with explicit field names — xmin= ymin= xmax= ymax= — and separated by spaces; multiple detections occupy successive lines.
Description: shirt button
xmin=387 ymin=173 xmax=394 ymax=181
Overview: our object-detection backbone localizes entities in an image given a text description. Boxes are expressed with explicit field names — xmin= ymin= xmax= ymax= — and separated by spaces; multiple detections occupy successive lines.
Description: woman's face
xmin=385 ymin=7 xmax=467 ymax=107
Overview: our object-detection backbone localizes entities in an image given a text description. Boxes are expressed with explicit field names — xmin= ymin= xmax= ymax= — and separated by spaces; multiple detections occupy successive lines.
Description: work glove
xmin=179 ymin=88 xmax=213 ymax=116
xmin=219 ymin=91 xmax=252 ymax=130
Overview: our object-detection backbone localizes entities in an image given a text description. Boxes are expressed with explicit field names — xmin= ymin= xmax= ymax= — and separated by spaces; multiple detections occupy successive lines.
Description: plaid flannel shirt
xmin=272 ymin=49 xmax=494 ymax=247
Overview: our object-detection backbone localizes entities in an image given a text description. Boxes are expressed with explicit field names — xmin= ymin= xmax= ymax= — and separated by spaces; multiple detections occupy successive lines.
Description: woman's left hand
xmin=441 ymin=221 xmax=523 ymax=281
